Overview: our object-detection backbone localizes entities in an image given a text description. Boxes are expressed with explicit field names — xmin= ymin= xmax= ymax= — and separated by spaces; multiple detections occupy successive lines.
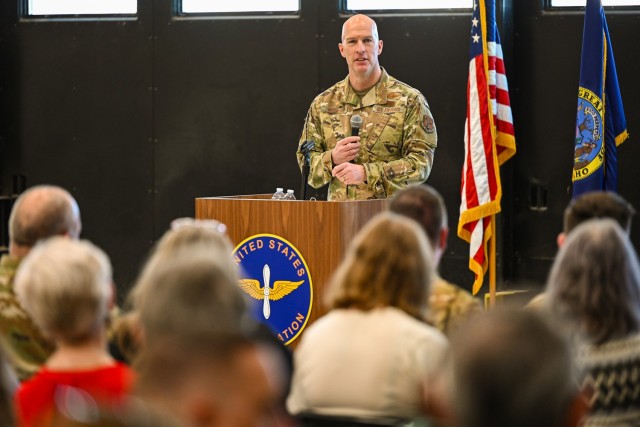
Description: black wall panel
xmin=152 ymin=0 xmax=322 ymax=235
xmin=0 ymin=2 xmax=155 ymax=296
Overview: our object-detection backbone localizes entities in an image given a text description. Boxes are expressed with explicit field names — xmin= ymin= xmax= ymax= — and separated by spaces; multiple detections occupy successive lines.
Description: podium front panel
xmin=195 ymin=195 xmax=388 ymax=346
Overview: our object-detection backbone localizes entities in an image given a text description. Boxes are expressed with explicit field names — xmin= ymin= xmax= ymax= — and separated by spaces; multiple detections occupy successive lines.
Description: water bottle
xmin=272 ymin=188 xmax=285 ymax=200
xmin=284 ymin=189 xmax=296 ymax=200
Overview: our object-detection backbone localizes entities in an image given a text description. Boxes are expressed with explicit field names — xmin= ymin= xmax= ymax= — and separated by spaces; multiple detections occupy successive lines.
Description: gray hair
xmin=137 ymin=245 xmax=249 ymax=345
xmin=546 ymin=218 xmax=640 ymax=343
xmin=130 ymin=219 xmax=234 ymax=311
xmin=14 ymin=237 xmax=112 ymax=343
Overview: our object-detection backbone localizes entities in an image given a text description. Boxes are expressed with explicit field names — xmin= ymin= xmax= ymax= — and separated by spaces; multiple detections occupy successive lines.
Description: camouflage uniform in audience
xmin=297 ymin=69 xmax=437 ymax=200
xmin=0 ymin=255 xmax=54 ymax=381
xmin=428 ymin=276 xmax=481 ymax=338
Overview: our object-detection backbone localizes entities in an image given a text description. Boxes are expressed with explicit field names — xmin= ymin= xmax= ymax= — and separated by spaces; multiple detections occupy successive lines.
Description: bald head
xmin=341 ymin=14 xmax=379 ymax=43
xmin=9 ymin=186 xmax=81 ymax=254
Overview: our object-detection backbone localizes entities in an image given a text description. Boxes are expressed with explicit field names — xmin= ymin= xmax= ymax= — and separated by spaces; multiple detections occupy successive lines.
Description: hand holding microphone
xmin=331 ymin=114 xmax=363 ymax=165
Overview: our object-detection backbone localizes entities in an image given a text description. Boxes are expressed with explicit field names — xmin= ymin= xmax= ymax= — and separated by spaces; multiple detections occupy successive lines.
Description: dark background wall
xmin=0 ymin=0 xmax=638 ymax=300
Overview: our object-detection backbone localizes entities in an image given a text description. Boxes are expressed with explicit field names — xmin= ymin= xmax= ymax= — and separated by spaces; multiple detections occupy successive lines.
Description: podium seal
xmin=233 ymin=234 xmax=313 ymax=345
xmin=573 ymin=87 xmax=604 ymax=181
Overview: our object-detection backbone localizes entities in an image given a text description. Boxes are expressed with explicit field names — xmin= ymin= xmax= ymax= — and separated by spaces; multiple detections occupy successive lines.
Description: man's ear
xmin=557 ymin=232 xmax=566 ymax=248
xmin=377 ymin=39 xmax=383 ymax=55
xmin=339 ymin=43 xmax=346 ymax=58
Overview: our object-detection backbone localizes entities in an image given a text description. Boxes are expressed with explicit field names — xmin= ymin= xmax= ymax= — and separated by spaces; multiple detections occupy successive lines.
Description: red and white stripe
xmin=459 ymin=0 xmax=516 ymax=295
xmin=459 ymin=53 xmax=502 ymax=294
xmin=488 ymin=41 xmax=516 ymax=160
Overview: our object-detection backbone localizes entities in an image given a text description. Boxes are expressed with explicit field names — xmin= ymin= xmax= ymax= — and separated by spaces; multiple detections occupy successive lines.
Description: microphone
xmin=300 ymin=140 xmax=315 ymax=156
xmin=350 ymin=114 xmax=363 ymax=137
xmin=349 ymin=114 xmax=363 ymax=165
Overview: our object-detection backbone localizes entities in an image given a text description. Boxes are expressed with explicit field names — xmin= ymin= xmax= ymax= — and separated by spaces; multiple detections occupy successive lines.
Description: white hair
xmin=14 ymin=237 xmax=112 ymax=343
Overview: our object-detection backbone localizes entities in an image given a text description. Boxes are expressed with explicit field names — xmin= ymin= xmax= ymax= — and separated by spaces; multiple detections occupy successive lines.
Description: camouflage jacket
xmin=297 ymin=69 xmax=437 ymax=201
xmin=0 ymin=255 xmax=54 ymax=381
xmin=428 ymin=276 xmax=481 ymax=338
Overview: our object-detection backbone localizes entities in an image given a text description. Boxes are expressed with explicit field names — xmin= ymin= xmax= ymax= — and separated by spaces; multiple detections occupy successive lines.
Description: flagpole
xmin=489 ymin=215 xmax=496 ymax=309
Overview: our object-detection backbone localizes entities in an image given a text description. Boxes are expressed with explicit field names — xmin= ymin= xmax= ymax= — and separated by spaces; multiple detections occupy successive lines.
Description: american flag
xmin=458 ymin=0 xmax=516 ymax=295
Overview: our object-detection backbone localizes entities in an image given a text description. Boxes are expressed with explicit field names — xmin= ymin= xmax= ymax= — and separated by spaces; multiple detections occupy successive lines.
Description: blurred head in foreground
xmin=439 ymin=309 xmax=584 ymax=427
xmin=547 ymin=218 xmax=640 ymax=344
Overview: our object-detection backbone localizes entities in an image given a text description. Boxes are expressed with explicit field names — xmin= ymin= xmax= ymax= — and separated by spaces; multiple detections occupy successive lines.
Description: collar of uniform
xmin=364 ymin=68 xmax=389 ymax=108
xmin=0 ymin=254 xmax=21 ymax=271
xmin=341 ymin=68 xmax=390 ymax=107
xmin=0 ymin=254 xmax=22 ymax=292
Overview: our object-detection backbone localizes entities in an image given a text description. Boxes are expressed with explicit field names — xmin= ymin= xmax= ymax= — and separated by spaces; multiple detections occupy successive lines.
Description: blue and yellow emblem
xmin=233 ymin=234 xmax=313 ymax=345
xmin=573 ymin=87 xmax=604 ymax=181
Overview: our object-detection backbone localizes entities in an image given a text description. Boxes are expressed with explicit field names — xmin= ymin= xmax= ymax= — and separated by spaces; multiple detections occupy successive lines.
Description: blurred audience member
xmin=124 ymin=218 xmax=293 ymax=395
xmin=135 ymin=244 xmax=247 ymax=344
xmin=287 ymin=212 xmax=448 ymax=424
xmin=130 ymin=217 xmax=233 ymax=314
xmin=390 ymin=184 xmax=481 ymax=337
xmin=559 ymin=191 xmax=634 ymax=246
xmin=112 ymin=218 xmax=234 ymax=363
xmin=134 ymin=248 xmax=290 ymax=427
xmin=528 ymin=191 xmax=635 ymax=309
xmin=13 ymin=238 xmax=133 ymax=427
xmin=0 ymin=185 xmax=81 ymax=380
xmin=136 ymin=334 xmax=285 ymax=427
xmin=546 ymin=219 xmax=640 ymax=425
xmin=431 ymin=309 xmax=584 ymax=427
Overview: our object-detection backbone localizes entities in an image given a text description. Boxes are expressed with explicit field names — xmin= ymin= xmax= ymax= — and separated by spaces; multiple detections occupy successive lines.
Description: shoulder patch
xmin=422 ymin=115 xmax=436 ymax=133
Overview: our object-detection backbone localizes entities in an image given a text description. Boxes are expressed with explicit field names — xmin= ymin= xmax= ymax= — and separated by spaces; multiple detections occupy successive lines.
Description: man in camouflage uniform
xmin=390 ymin=184 xmax=481 ymax=337
xmin=296 ymin=14 xmax=437 ymax=201
xmin=0 ymin=185 xmax=81 ymax=380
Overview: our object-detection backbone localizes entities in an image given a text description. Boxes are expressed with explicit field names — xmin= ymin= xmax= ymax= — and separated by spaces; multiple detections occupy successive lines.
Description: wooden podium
xmin=195 ymin=194 xmax=389 ymax=345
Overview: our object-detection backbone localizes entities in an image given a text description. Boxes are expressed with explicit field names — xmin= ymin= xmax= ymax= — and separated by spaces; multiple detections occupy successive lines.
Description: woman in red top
xmin=13 ymin=237 xmax=134 ymax=427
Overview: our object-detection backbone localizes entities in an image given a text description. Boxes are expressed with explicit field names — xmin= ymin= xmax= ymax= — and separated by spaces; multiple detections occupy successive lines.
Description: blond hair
xmin=328 ymin=212 xmax=434 ymax=320
xmin=14 ymin=237 xmax=111 ymax=343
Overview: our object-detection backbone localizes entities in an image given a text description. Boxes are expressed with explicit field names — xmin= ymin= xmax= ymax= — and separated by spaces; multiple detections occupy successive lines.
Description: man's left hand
xmin=332 ymin=163 xmax=365 ymax=186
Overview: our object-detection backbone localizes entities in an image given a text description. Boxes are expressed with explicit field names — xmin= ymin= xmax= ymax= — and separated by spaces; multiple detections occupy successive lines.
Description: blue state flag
xmin=572 ymin=0 xmax=628 ymax=198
